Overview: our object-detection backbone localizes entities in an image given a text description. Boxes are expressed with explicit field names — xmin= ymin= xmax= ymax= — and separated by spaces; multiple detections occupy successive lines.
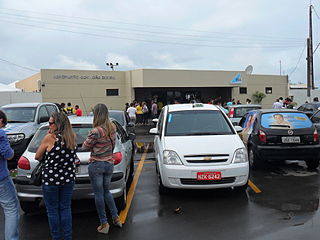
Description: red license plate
xmin=197 ymin=172 xmax=222 ymax=180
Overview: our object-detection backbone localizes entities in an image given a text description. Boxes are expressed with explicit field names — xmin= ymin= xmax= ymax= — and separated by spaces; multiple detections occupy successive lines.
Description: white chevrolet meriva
xmin=150 ymin=103 xmax=249 ymax=194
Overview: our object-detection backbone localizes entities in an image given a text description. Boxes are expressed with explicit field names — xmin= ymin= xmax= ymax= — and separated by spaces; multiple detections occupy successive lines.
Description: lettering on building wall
xmin=53 ymin=74 xmax=116 ymax=80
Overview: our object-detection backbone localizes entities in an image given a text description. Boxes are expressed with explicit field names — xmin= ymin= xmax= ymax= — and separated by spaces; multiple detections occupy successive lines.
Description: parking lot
xmin=1 ymin=125 xmax=320 ymax=240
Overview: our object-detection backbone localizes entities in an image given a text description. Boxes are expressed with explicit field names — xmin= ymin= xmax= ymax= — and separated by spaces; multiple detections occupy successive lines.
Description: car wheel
xmin=115 ymin=187 xmax=127 ymax=211
xmin=248 ymin=147 xmax=264 ymax=169
xmin=306 ymin=159 xmax=320 ymax=170
xmin=20 ymin=201 xmax=40 ymax=214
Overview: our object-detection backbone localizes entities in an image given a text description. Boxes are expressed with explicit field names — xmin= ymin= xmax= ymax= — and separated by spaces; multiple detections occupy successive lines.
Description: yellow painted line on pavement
xmin=119 ymin=144 xmax=149 ymax=224
xmin=134 ymin=160 xmax=154 ymax=165
xmin=248 ymin=179 xmax=262 ymax=193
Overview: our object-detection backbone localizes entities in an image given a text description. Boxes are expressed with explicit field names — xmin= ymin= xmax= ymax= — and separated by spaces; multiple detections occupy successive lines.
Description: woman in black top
xmin=35 ymin=112 xmax=77 ymax=240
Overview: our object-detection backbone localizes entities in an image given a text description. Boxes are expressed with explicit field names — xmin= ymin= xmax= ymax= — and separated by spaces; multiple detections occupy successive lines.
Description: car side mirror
xmin=39 ymin=116 xmax=49 ymax=123
xmin=149 ymin=128 xmax=159 ymax=135
xmin=234 ymin=126 xmax=243 ymax=133
xmin=152 ymin=118 xmax=159 ymax=123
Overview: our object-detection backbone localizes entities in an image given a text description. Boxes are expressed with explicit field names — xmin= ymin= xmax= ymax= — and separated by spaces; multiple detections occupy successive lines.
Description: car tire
xmin=20 ymin=201 xmax=40 ymax=214
xmin=306 ymin=159 xmax=320 ymax=170
xmin=248 ymin=147 xmax=264 ymax=169
xmin=115 ymin=187 xmax=127 ymax=211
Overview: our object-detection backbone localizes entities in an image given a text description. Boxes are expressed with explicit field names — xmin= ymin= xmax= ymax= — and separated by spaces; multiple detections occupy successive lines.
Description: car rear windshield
xmin=234 ymin=106 xmax=261 ymax=118
xmin=28 ymin=124 xmax=92 ymax=153
xmin=261 ymin=112 xmax=312 ymax=129
xmin=2 ymin=107 xmax=36 ymax=123
xmin=165 ymin=110 xmax=234 ymax=136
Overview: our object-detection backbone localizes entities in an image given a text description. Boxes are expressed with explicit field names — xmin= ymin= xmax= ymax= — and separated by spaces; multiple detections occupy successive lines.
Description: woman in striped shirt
xmin=82 ymin=103 xmax=122 ymax=234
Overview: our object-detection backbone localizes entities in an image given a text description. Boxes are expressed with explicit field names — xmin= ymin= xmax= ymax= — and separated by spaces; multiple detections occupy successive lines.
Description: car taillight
xmin=18 ymin=156 xmax=31 ymax=170
xmin=313 ymin=129 xmax=319 ymax=143
xmin=113 ymin=152 xmax=122 ymax=165
xmin=228 ymin=108 xmax=234 ymax=118
xmin=258 ymin=130 xmax=267 ymax=143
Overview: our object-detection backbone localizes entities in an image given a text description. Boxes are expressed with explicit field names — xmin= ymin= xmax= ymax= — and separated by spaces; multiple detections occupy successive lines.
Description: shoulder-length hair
xmin=93 ymin=103 xmax=115 ymax=136
xmin=51 ymin=112 xmax=76 ymax=149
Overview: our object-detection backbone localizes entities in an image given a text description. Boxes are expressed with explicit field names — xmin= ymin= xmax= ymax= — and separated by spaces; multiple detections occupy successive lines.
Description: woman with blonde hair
xmin=35 ymin=112 xmax=77 ymax=240
xmin=82 ymin=103 xmax=122 ymax=234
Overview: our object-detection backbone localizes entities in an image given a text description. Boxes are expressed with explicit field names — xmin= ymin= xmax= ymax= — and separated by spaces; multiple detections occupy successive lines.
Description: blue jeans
xmin=0 ymin=176 xmax=20 ymax=240
xmin=42 ymin=182 xmax=74 ymax=240
xmin=88 ymin=161 xmax=118 ymax=225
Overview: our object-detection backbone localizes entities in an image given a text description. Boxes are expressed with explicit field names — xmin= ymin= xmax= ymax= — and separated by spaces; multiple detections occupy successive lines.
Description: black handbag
xmin=29 ymin=160 xmax=45 ymax=186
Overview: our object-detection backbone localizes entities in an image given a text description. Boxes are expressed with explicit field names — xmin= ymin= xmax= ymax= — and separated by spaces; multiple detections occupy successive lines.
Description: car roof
xmin=1 ymin=102 xmax=54 ymax=108
xmin=250 ymin=109 xmax=303 ymax=114
xmin=167 ymin=103 xmax=220 ymax=112
xmin=228 ymin=104 xmax=261 ymax=108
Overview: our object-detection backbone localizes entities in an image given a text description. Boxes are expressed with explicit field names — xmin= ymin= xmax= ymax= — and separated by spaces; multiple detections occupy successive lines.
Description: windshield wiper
xmin=185 ymin=132 xmax=229 ymax=136
xmin=7 ymin=120 xmax=28 ymax=123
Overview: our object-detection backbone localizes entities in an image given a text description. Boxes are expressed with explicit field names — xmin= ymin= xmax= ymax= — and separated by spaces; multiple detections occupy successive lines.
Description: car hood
xmin=3 ymin=122 xmax=33 ymax=134
xmin=163 ymin=135 xmax=244 ymax=162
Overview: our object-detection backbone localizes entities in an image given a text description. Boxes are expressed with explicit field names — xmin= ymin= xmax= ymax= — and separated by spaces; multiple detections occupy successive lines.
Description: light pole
xmin=106 ymin=62 xmax=119 ymax=71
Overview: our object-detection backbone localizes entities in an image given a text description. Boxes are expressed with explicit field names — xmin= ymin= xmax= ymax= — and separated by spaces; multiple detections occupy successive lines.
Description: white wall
xmin=288 ymin=89 xmax=320 ymax=107
xmin=0 ymin=92 xmax=42 ymax=106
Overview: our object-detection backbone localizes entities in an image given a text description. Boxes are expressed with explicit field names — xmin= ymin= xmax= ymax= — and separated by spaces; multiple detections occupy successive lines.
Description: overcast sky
xmin=0 ymin=0 xmax=318 ymax=86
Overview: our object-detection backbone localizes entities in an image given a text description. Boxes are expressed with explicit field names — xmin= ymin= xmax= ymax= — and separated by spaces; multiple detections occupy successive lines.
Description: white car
xmin=149 ymin=103 xmax=249 ymax=193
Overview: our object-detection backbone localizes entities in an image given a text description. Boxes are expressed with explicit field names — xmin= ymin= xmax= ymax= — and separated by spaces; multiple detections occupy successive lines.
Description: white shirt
xmin=272 ymin=102 xmax=283 ymax=109
xmin=127 ymin=107 xmax=137 ymax=118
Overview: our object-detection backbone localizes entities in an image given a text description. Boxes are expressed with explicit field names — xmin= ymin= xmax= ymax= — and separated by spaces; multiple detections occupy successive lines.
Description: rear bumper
xmin=15 ymin=172 xmax=125 ymax=202
xmin=255 ymin=144 xmax=320 ymax=161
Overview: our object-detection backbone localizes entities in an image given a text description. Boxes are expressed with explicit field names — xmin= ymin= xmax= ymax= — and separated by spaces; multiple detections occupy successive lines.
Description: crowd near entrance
xmin=134 ymin=87 xmax=232 ymax=105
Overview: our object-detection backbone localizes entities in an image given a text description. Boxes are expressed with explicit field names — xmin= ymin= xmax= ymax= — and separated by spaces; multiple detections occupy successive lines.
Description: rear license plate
xmin=76 ymin=165 xmax=88 ymax=175
xmin=197 ymin=172 xmax=222 ymax=180
xmin=281 ymin=136 xmax=300 ymax=143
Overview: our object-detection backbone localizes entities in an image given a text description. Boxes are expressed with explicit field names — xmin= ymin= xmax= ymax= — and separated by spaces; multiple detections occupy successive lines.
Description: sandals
xmin=97 ymin=223 xmax=110 ymax=234
xmin=97 ymin=217 xmax=122 ymax=234
xmin=113 ymin=217 xmax=123 ymax=228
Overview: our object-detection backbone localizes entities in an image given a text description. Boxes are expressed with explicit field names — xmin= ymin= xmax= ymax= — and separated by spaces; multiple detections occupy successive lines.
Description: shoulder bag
xmin=29 ymin=159 xmax=45 ymax=186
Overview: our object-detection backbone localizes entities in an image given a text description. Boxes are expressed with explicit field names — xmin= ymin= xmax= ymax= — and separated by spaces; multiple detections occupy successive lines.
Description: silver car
xmin=15 ymin=116 xmax=134 ymax=213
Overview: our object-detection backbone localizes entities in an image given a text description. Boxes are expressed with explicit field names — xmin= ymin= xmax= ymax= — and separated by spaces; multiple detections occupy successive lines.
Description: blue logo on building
xmin=230 ymin=73 xmax=242 ymax=84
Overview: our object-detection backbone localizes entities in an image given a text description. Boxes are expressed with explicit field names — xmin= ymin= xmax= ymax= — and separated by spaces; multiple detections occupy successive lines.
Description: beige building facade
xmin=16 ymin=68 xmax=288 ymax=114
xmin=15 ymin=73 xmax=41 ymax=92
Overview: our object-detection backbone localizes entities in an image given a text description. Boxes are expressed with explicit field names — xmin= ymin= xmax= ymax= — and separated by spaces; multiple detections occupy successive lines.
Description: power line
xmin=0 ymin=19 xmax=304 ymax=49
xmin=0 ymin=11 xmax=304 ymax=44
xmin=0 ymin=7 xmax=304 ymax=41
xmin=288 ymin=43 xmax=307 ymax=77
xmin=0 ymin=58 xmax=38 ymax=72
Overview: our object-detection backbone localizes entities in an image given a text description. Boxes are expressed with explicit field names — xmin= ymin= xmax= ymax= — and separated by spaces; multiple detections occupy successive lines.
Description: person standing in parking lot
xmin=35 ymin=112 xmax=77 ymax=240
xmin=0 ymin=110 xmax=20 ymax=240
xmin=82 ymin=103 xmax=122 ymax=234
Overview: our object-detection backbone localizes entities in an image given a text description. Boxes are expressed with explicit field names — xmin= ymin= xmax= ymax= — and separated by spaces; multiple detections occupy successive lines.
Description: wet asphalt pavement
xmin=1 ymin=125 xmax=320 ymax=239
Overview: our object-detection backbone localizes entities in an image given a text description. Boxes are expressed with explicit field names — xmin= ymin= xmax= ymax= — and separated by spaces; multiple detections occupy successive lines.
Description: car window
xmin=158 ymin=109 xmax=165 ymax=136
xmin=297 ymin=104 xmax=305 ymax=111
xmin=28 ymin=124 xmax=92 ymax=153
xmin=38 ymin=106 xmax=49 ymax=120
xmin=165 ymin=110 xmax=234 ymax=136
xmin=46 ymin=105 xmax=58 ymax=115
xmin=2 ymin=107 xmax=36 ymax=123
xmin=234 ymin=107 xmax=261 ymax=118
xmin=113 ymin=121 xmax=128 ymax=142
xmin=109 ymin=112 xmax=124 ymax=126
xmin=261 ymin=112 xmax=312 ymax=129
xmin=312 ymin=111 xmax=320 ymax=123
xmin=243 ymin=112 xmax=257 ymax=134
xmin=305 ymin=104 xmax=314 ymax=112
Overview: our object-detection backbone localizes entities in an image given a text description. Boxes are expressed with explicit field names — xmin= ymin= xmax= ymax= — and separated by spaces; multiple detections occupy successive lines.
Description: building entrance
xmin=134 ymin=87 xmax=232 ymax=105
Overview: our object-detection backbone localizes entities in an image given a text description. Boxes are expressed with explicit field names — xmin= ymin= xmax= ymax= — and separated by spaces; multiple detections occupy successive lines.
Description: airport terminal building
xmin=16 ymin=68 xmax=288 ymax=114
